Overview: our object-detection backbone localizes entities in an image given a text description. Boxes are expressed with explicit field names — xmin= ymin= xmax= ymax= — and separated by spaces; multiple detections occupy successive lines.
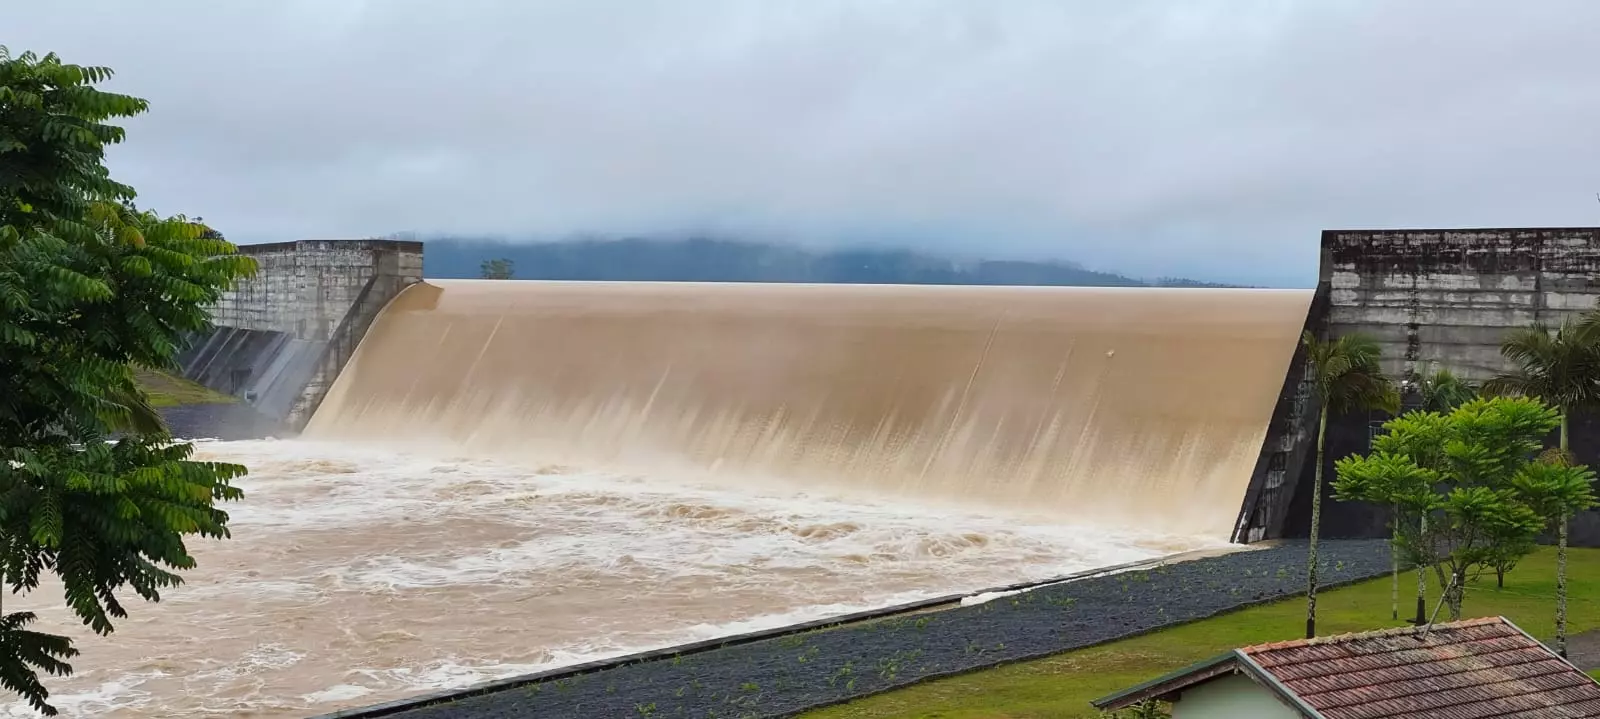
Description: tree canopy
xmin=1303 ymin=331 xmax=1401 ymax=416
xmin=0 ymin=46 xmax=255 ymax=714
xmin=479 ymin=256 xmax=515 ymax=279
xmin=1416 ymin=367 xmax=1478 ymax=414
xmin=1333 ymin=396 xmax=1595 ymax=619
xmin=1483 ymin=314 xmax=1600 ymax=447
xmin=1480 ymin=311 xmax=1600 ymax=655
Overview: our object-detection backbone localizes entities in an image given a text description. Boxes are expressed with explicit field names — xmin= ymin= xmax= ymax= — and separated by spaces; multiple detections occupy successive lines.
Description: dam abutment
xmin=1283 ymin=227 xmax=1600 ymax=543
xmin=178 ymin=239 xmax=423 ymax=430
xmin=1232 ymin=282 xmax=1329 ymax=543
xmin=1322 ymin=227 xmax=1600 ymax=384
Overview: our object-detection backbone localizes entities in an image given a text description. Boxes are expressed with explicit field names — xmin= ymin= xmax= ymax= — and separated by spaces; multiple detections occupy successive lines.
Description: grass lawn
xmin=804 ymin=546 xmax=1600 ymax=719
xmin=133 ymin=368 xmax=236 ymax=407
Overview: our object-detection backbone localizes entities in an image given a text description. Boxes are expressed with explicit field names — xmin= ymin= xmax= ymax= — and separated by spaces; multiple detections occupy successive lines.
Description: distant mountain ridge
xmin=411 ymin=236 xmax=1242 ymax=288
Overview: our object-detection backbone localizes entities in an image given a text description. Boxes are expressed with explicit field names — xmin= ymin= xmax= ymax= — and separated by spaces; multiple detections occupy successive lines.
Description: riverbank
xmin=136 ymin=368 xmax=289 ymax=439
xmin=337 ymin=539 xmax=1395 ymax=718
xmin=806 ymin=544 xmax=1600 ymax=719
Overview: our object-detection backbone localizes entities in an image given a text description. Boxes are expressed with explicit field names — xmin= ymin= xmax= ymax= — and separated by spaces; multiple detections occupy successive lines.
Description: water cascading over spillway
xmin=306 ymin=281 xmax=1312 ymax=538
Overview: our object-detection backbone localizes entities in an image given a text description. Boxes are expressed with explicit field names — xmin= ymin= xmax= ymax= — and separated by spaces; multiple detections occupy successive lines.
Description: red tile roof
xmin=1239 ymin=617 xmax=1600 ymax=718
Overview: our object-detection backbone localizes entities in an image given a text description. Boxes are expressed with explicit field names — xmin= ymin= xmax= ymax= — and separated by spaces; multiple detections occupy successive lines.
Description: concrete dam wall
xmin=178 ymin=239 xmax=423 ymax=430
xmin=1287 ymin=228 xmax=1600 ymax=545
xmin=1323 ymin=228 xmax=1600 ymax=383
xmin=185 ymin=228 xmax=1600 ymax=546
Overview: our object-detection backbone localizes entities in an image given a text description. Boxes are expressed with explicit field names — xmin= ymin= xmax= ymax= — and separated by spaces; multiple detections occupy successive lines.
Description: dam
xmin=308 ymin=280 xmax=1308 ymax=538
xmin=169 ymin=228 xmax=1600 ymax=546
xmin=15 ymin=228 xmax=1594 ymax=716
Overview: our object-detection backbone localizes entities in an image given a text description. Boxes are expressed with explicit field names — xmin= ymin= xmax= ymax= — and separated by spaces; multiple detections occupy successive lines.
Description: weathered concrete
xmin=1232 ymin=285 xmax=1328 ymax=543
xmin=178 ymin=229 xmax=1600 ymax=544
xmin=1322 ymin=228 xmax=1600 ymax=383
xmin=1272 ymin=228 xmax=1600 ymax=546
xmin=181 ymin=239 xmax=423 ymax=430
xmin=176 ymin=327 xmax=322 ymax=424
xmin=211 ymin=239 xmax=424 ymax=340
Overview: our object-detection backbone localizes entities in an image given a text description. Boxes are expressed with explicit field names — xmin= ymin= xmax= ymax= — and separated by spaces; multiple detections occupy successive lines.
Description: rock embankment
xmin=361 ymin=539 xmax=1393 ymax=719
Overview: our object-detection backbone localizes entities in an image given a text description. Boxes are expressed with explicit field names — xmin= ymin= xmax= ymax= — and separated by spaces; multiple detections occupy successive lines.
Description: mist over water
xmin=4 ymin=281 xmax=1311 ymax=716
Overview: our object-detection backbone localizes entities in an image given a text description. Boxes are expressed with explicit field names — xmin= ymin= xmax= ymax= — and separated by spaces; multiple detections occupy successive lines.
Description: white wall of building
xmin=1171 ymin=673 xmax=1302 ymax=719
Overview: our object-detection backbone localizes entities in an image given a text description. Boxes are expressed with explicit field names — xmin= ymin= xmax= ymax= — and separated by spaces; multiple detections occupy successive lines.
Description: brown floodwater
xmin=313 ymin=281 xmax=1312 ymax=539
xmin=3 ymin=281 xmax=1310 ymax=717
xmin=5 ymin=441 xmax=1221 ymax=717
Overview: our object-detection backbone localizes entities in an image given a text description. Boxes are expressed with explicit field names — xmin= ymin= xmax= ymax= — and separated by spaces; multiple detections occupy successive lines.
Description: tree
xmin=1482 ymin=313 xmax=1600 ymax=656
xmin=1511 ymin=450 xmax=1597 ymax=656
xmin=1417 ymin=367 xmax=1477 ymax=414
xmin=0 ymin=46 xmax=254 ymax=714
xmin=1369 ymin=368 xmax=1477 ymax=622
xmin=1333 ymin=410 xmax=1444 ymax=623
xmin=1483 ymin=314 xmax=1600 ymax=450
xmin=1481 ymin=510 xmax=1539 ymax=590
xmin=480 ymin=257 xmax=515 ymax=279
xmin=1334 ymin=397 xmax=1564 ymax=620
xmin=1301 ymin=331 xmax=1398 ymax=639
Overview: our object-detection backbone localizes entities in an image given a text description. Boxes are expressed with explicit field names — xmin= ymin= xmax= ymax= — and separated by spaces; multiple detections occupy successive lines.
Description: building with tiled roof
xmin=1092 ymin=616 xmax=1600 ymax=718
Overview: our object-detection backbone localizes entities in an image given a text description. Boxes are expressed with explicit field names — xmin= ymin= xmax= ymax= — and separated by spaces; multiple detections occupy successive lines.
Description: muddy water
xmin=1 ymin=440 xmax=1217 ymax=717
xmin=309 ymin=282 xmax=1311 ymax=538
xmin=2 ymin=282 xmax=1308 ymax=715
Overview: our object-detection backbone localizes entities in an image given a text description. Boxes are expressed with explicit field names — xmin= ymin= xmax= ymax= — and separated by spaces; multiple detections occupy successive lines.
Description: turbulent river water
xmin=0 ymin=438 xmax=1220 ymax=718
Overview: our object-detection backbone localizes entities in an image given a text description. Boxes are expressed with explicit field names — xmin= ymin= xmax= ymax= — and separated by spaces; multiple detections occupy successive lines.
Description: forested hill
xmin=414 ymin=237 xmax=1239 ymax=288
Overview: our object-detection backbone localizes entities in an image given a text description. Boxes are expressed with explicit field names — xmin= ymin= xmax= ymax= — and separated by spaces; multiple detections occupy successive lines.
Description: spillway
xmin=5 ymin=281 xmax=1314 ymax=717
xmin=307 ymin=281 xmax=1312 ymax=539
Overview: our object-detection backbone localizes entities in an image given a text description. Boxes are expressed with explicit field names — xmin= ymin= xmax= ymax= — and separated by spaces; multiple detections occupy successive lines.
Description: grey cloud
xmin=9 ymin=0 xmax=1600 ymax=286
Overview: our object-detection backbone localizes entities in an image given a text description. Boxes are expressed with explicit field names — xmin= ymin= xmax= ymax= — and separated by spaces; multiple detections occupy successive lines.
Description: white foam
xmin=0 ymin=439 xmax=1226 ymax=717
xmin=300 ymin=684 xmax=373 ymax=703
xmin=0 ymin=672 xmax=164 ymax=718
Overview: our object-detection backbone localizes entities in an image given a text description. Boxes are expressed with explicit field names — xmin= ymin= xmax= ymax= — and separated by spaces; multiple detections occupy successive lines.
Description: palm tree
xmin=1417 ymin=367 xmax=1477 ymax=414
xmin=1484 ymin=314 xmax=1600 ymax=451
xmin=1482 ymin=312 xmax=1600 ymax=657
xmin=1302 ymin=330 xmax=1399 ymax=639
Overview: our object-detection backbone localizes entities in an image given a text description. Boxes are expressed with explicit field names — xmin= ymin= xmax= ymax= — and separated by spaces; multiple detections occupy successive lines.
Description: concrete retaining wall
xmin=1232 ymin=285 xmax=1328 ymax=543
xmin=1282 ymin=227 xmax=1600 ymax=545
xmin=176 ymin=327 xmax=322 ymax=423
xmin=1322 ymin=228 xmax=1600 ymax=383
xmin=181 ymin=239 xmax=423 ymax=430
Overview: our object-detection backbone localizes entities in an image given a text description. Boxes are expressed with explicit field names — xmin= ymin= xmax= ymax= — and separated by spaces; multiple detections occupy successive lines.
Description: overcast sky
xmin=10 ymin=1 xmax=1600 ymax=286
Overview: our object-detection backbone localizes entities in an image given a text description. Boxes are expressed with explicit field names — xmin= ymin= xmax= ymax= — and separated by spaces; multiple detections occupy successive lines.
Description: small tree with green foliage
xmin=1511 ymin=449 xmax=1597 ymax=656
xmin=0 ymin=46 xmax=254 ymax=713
xmin=1483 ymin=313 xmax=1600 ymax=656
xmin=1480 ymin=515 xmax=1539 ymax=590
xmin=1301 ymin=331 xmax=1398 ymax=638
xmin=1334 ymin=397 xmax=1565 ymax=620
xmin=480 ymin=257 xmax=515 ymax=279
xmin=1332 ymin=411 xmax=1441 ymax=623
xmin=1362 ymin=366 xmax=1476 ymax=621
